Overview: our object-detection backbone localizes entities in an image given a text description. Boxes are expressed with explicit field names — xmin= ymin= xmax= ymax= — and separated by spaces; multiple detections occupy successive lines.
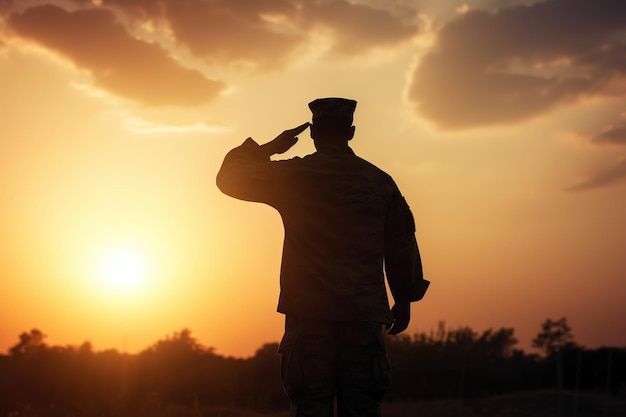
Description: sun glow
xmin=98 ymin=247 xmax=148 ymax=292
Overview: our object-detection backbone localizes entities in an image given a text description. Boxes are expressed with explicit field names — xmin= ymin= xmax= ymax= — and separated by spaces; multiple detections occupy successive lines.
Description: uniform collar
xmin=316 ymin=145 xmax=355 ymax=155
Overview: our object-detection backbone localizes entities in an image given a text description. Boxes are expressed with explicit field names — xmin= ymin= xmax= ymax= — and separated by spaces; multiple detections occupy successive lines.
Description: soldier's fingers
xmin=388 ymin=317 xmax=409 ymax=335
xmin=286 ymin=122 xmax=310 ymax=135
xmin=388 ymin=324 xmax=405 ymax=335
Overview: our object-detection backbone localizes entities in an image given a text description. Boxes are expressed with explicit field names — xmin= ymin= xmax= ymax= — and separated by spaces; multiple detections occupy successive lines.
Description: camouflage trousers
xmin=278 ymin=316 xmax=391 ymax=417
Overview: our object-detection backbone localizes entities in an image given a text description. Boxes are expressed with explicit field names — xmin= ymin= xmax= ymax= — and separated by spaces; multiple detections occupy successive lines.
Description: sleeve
xmin=384 ymin=190 xmax=430 ymax=303
xmin=216 ymin=137 xmax=281 ymax=205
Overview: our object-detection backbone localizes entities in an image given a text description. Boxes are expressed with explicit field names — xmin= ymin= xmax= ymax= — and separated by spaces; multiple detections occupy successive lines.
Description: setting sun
xmin=98 ymin=247 xmax=148 ymax=292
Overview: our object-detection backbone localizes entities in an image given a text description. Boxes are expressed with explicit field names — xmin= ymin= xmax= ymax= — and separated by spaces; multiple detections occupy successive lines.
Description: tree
xmin=9 ymin=329 xmax=47 ymax=356
xmin=532 ymin=317 xmax=577 ymax=416
xmin=532 ymin=317 xmax=575 ymax=356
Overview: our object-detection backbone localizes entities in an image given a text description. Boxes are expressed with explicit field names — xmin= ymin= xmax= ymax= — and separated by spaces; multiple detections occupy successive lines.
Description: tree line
xmin=0 ymin=318 xmax=624 ymax=417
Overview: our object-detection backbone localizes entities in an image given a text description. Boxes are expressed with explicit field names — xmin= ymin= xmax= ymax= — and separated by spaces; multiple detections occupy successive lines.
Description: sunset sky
xmin=1 ymin=0 xmax=625 ymax=358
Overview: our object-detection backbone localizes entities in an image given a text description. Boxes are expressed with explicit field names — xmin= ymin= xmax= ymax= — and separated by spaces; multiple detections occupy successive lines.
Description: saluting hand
xmin=261 ymin=122 xmax=310 ymax=156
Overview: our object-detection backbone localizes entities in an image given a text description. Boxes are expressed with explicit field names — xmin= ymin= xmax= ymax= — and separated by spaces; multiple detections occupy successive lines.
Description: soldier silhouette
xmin=217 ymin=98 xmax=429 ymax=417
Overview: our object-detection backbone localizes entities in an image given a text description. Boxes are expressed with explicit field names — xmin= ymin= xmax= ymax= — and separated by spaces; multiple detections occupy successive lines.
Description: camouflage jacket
xmin=217 ymin=138 xmax=428 ymax=323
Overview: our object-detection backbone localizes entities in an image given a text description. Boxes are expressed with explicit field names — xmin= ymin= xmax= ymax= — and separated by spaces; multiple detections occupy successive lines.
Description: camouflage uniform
xmin=217 ymin=98 xmax=428 ymax=417
xmin=279 ymin=316 xmax=391 ymax=417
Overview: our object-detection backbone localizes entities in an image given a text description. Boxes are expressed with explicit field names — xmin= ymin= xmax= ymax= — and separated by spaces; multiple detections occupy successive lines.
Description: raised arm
xmin=216 ymin=122 xmax=309 ymax=202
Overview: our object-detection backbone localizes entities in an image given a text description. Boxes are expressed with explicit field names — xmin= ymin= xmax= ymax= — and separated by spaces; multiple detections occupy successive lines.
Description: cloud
xmin=570 ymin=113 xmax=626 ymax=192
xmin=407 ymin=0 xmax=626 ymax=129
xmin=590 ymin=120 xmax=626 ymax=147
xmin=4 ymin=1 xmax=419 ymax=103
xmin=5 ymin=1 xmax=419 ymax=104
xmin=123 ymin=116 xmax=228 ymax=134
xmin=0 ymin=0 xmax=13 ymax=17
xmin=70 ymin=0 xmax=420 ymax=68
xmin=567 ymin=159 xmax=626 ymax=192
xmin=8 ymin=4 xmax=225 ymax=106
xmin=133 ymin=0 xmax=303 ymax=70
xmin=299 ymin=1 xmax=419 ymax=57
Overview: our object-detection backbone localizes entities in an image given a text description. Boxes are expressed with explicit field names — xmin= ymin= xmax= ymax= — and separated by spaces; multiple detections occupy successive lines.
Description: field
xmin=4 ymin=390 xmax=625 ymax=417
xmin=382 ymin=391 xmax=626 ymax=417
xmin=114 ymin=391 xmax=626 ymax=417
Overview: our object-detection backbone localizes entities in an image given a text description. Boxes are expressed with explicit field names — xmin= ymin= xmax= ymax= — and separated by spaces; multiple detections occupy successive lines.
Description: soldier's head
xmin=308 ymin=98 xmax=356 ymax=146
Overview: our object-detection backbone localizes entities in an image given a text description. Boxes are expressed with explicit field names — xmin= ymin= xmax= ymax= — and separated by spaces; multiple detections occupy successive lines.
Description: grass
xmin=137 ymin=391 xmax=626 ymax=417
xmin=382 ymin=390 xmax=626 ymax=417
xmin=4 ymin=391 xmax=624 ymax=417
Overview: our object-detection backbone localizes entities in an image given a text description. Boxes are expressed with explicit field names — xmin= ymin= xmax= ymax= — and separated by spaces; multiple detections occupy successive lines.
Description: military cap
xmin=308 ymin=97 xmax=357 ymax=126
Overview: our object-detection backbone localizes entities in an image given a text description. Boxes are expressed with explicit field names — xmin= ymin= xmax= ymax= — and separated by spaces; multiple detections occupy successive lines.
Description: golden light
xmin=98 ymin=246 xmax=148 ymax=292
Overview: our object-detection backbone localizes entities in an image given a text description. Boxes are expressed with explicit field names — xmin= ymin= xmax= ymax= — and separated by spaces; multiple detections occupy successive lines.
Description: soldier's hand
xmin=386 ymin=302 xmax=410 ymax=335
xmin=262 ymin=122 xmax=310 ymax=156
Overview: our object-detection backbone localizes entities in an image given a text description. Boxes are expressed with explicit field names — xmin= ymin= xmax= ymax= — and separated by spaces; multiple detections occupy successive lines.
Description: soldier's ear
xmin=347 ymin=126 xmax=355 ymax=141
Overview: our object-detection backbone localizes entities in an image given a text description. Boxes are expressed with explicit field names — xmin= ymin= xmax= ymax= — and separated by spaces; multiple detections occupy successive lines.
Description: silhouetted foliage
xmin=1 ymin=320 xmax=624 ymax=417
xmin=384 ymin=322 xmax=537 ymax=400
xmin=533 ymin=317 xmax=577 ymax=356
xmin=9 ymin=328 xmax=48 ymax=356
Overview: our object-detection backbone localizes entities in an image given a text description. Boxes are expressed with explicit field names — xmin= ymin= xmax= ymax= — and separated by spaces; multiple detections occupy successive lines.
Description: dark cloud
xmin=591 ymin=120 xmax=626 ymax=147
xmin=408 ymin=0 xmax=626 ymax=129
xmin=0 ymin=0 xmax=13 ymax=14
xmin=8 ymin=4 xmax=225 ymax=106
xmin=299 ymin=1 xmax=419 ymax=56
xmin=159 ymin=0 xmax=302 ymax=69
xmin=71 ymin=0 xmax=419 ymax=68
xmin=5 ymin=0 xmax=419 ymax=105
xmin=567 ymin=159 xmax=626 ymax=192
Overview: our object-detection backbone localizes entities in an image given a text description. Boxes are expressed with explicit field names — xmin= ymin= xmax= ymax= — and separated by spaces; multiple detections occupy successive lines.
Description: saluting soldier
xmin=217 ymin=98 xmax=429 ymax=417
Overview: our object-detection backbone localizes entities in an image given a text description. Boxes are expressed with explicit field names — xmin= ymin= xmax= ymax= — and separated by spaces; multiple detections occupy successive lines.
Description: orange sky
xmin=1 ymin=0 xmax=625 ymax=358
